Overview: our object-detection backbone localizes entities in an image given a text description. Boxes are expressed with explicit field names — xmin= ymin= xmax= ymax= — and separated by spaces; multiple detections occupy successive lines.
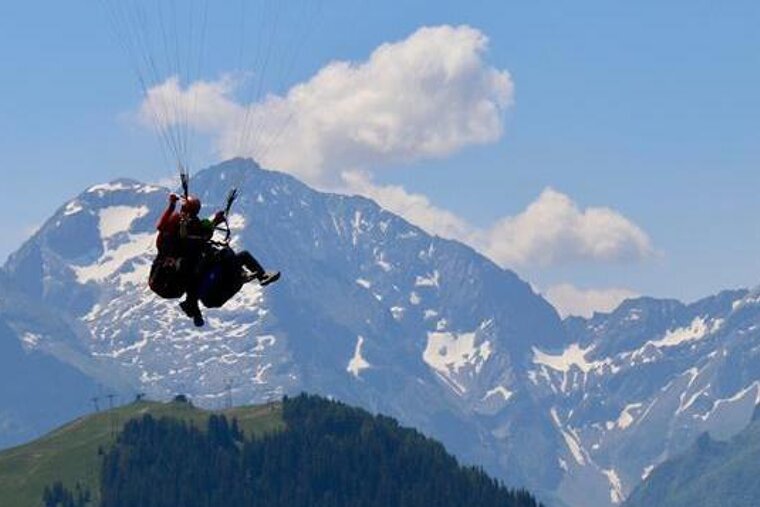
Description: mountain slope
xmin=624 ymin=409 xmax=760 ymax=507
xmin=0 ymin=274 xmax=110 ymax=449
xmin=2 ymin=158 xmax=569 ymax=499
xmin=0 ymin=398 xmax=283 ymax=507
xmin=533 ymin=289 xmax=760 ymax=506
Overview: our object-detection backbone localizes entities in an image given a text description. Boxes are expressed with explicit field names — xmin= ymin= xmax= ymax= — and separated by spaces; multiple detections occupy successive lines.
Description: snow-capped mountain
xmin=541 ymin=289 xmax=760 ymax=506
xmin=4 ymin=158 xmax=760 ymax=507
xmin=2 ymin=159 xmax=567 ymax=495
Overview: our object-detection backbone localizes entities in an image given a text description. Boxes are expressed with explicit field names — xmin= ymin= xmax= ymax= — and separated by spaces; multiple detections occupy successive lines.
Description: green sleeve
xmin=200 ymin=218 xmax=215 ymax=239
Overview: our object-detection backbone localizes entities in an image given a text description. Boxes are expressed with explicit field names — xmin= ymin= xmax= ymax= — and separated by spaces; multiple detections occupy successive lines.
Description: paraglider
xmin=99 ymin=0 xmax=317 ymax=324
xmin=149 ymin=183 xmax=280 ymax=327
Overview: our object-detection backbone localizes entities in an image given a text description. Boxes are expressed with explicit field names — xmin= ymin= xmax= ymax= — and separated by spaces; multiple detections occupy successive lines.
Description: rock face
xmin=3 ymin=158 xmax=760 ymax=507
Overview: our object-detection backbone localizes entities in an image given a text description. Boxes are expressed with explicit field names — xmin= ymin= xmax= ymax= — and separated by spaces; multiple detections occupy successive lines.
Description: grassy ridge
xmin=0 ymin=399 xmax=283 ymax=507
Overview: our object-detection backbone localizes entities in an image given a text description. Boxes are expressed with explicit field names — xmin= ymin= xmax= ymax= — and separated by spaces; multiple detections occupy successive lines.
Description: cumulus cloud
xmin=139 ymin=75 xmax=243 ymax=135
xmin=139 ymin=25 xmax=513 ymax=186
xmin=544 ymin=284 xmax=639 ymax=319
xmin=481 ymin=188 xmax=654 ymax=267
xmin=136 ymin=25 xmax=654 ymax=271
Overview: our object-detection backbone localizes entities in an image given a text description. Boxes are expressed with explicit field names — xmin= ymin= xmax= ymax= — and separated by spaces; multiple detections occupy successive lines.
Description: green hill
xmin=1 ymin=394 xmax=542 ymax=507
xmin=0 ymin=398 xmax=283 ymax=507
xmin=624 ymin=409 xmax=760 ymax=507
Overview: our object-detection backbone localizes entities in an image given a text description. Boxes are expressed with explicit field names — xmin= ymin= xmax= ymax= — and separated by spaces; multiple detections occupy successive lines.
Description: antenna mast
xmin=224 ymin=379 xmax=234 ymax=410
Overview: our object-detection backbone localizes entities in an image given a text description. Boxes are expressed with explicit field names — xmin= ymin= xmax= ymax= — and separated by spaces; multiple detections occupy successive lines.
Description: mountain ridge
xmin=3 ymin=158 xmax=760 ymax=507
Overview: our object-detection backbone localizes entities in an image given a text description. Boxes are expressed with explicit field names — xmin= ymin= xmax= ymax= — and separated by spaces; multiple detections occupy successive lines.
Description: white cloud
xmin=139 ymin=25 xmax=513 ymax=186
xmin=139 ymin=75 xmax=243 ymax=134
xmin=544 ymin=284 xmax=639 ymax=319
xmin=481 ymin=188 xmax=654 ymax=267
xmin=136 ymin=25 xmax=654 ymax=271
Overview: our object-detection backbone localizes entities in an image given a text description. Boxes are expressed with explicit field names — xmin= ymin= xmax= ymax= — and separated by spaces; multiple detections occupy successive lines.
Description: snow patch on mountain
xmin=649 ymin=316 xmax=721 ymax=348
xmin=601 ymin=469 xmax=624 ymax=504
xmin=423 ymin=328 xmax=493 ymax=394
xmin=98 ymin=206 xmax=149 ymax=238
xmin=695 ymin=382 xmax=760 ymax=422
xmin=87 ymin=182 xmax=134 ymax=194
xmin=551 ymin=408 xmax=588 ymax=466
xmin=63 ymin=201 xmax=84 ymax=216
xmin=615 ymin=403 xmax=643 ymax=430
xmin=347 ymin=335 xmax=371 ymax=378
xmin=73 ymin=233 xmax=154 ymax=284
xmin=415 ymin=271 xmax=440 ymax=288
xmin=136 ymin=185 xmax=162 ymax=194
xmin=483 ymin=385 xmax=513 ymax=402
xmin=533 ymin=343 xmax=609 ymax=374
xmin=732 ymin=291 xmax=760 ymax=311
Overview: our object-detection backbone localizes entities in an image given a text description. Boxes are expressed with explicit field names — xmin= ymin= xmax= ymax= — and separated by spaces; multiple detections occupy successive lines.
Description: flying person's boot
xmin=179 ymin=299 xmax=205 ymax=327
xmin=258 ymin=271 xmax=281 ymax=287
xmin=241 ymin=268 xmax=262 ymax=285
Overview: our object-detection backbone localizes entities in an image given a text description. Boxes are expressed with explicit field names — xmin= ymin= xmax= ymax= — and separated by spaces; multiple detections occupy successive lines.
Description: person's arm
xmin=193 ymin=211 xmax=225 ymax=241
xmin=157 ymin=193 xmax=179 ymax=231
xmin=211 ymin=210 xmax=226 ymax=226
xmin=206 ymin=211 xmax=226 ymax=238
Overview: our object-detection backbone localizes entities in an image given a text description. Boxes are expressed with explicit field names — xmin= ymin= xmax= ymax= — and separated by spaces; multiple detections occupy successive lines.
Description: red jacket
xmin=156 ymin=202 xmax=181 ymax=255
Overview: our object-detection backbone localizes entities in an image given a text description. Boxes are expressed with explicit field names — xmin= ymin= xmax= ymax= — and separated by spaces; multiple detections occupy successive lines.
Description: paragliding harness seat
xmin=197 ymin=243 xmax=244 ymax=308
xmin=149 ymin=254 xmax=186 ymax=299
xmin=196 ymin=188 xmax=245 ymax=309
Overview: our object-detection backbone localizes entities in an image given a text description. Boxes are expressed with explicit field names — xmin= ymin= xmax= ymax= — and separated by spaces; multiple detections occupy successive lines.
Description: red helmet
xmin=181 ymin=196 xmax=202 ymax=216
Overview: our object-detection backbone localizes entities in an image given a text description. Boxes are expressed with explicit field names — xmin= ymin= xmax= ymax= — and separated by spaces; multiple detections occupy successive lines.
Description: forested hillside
xmin=46 ymin=395 xmax=541 ymax=507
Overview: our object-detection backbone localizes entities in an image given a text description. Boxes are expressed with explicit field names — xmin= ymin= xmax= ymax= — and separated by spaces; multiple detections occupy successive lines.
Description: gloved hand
xmin=214 ymin=210 xmax=226 ymax=223
xmin=169 ymin=193 xmax=179 ymax=204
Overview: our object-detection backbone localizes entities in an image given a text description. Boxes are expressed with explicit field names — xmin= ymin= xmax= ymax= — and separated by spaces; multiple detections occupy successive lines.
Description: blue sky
xmin=1 ymin=1 xmax=758 ymax=315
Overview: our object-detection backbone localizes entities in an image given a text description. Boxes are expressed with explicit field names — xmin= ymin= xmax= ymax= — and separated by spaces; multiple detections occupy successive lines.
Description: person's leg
xmin=236 ymin=251 xmax=264 ymax=276
xmin=237 ymin=250 xmax=280 ymax=286
xmin=179 ymin=288 xmax=204 ymax=327
xmin=179 ymin=252 xmax=205 ymax=327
